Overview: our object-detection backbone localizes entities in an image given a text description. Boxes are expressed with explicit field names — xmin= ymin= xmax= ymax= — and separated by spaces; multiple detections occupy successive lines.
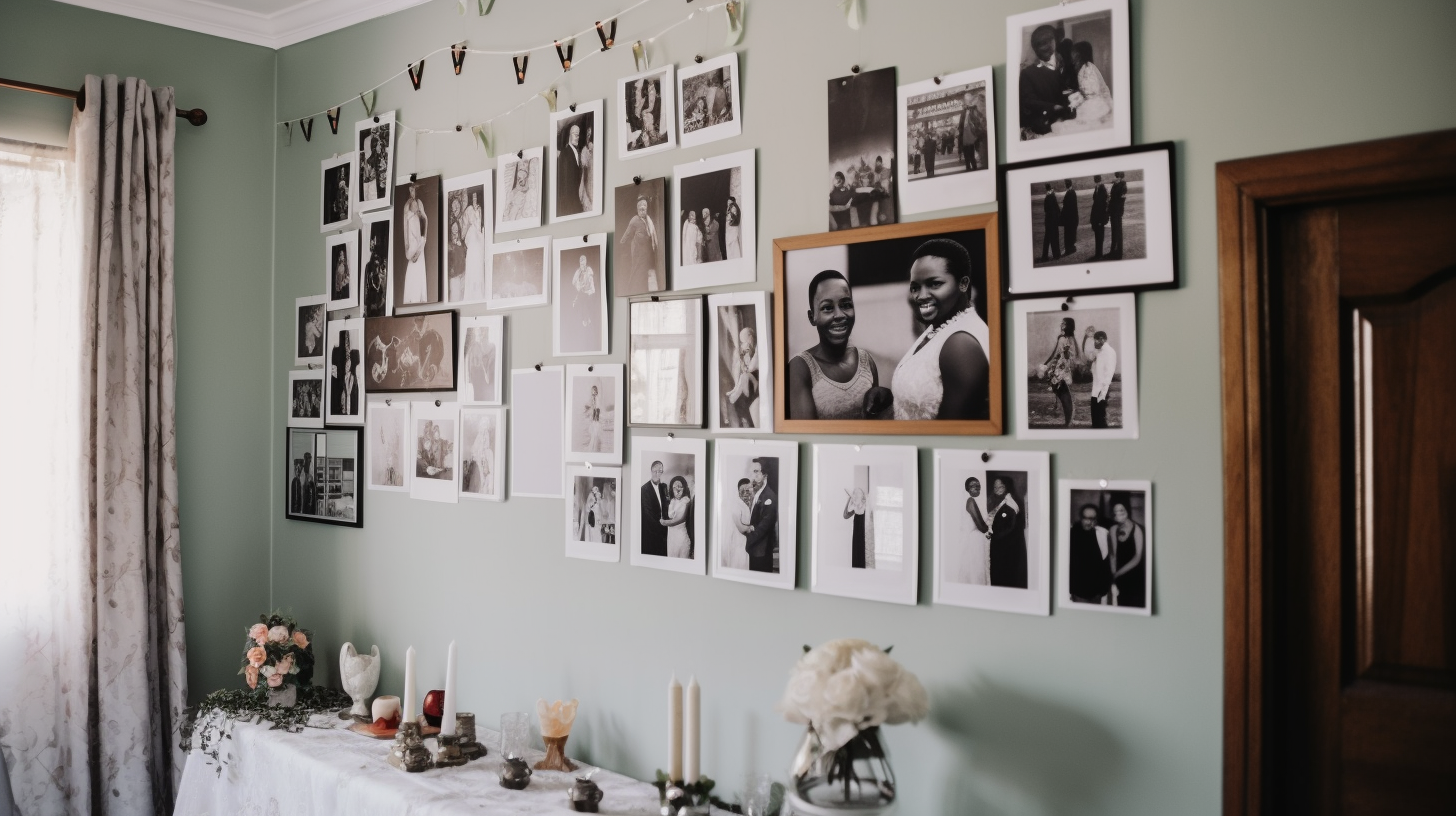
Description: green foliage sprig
xmin=179 ymin=685 xmax=351 ymax=776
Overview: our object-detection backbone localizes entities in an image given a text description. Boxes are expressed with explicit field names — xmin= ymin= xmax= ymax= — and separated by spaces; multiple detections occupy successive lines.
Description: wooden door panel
xmin=1337 ymin=193 xmax=1456 ymax=298
xmin=1340 ymin=682 xmax=1456 ymax=814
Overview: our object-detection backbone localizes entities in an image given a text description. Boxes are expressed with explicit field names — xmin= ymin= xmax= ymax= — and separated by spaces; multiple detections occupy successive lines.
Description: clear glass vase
xmin=788 ymin=726 xmax=896 ymax=814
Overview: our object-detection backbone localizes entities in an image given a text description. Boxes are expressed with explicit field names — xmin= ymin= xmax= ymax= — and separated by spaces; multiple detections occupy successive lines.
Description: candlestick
xmin=668 ymin=673 xmax=683 ymax=782
xmin=402 ymin=646 xmax=417 ymax=723
xmin=441 ymin=641 xmax=458 ymax=737
xmin=684 ymin=676 xmax=700 ymax=784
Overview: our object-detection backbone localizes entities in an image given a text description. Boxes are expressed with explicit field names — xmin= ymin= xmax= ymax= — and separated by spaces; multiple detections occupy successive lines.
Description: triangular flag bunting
xmin=840 ymin=0 xmax=862 ymax=30
xmin=326 ymin=107 xmax=340 ymax=134
xmin=471 ymin=123 xmax=494 ymax=157
xmin=300 ymin=117 xmax=314 ymax=142
xmin=632 ymin=40 xmax=647 ymax=72
xmin=407 ymin=59 xmax=426 ymax=90
xmin=538 ymin=87 xmax=558 ymax=113
xmin=595 ymin=19 xmax=617 ymax=51
xmin=725 ymin=1 xmax=745 ymax=46
xmin=555 ymin=39 xmax=575 ymax=71
xmin=513 ymin=54 xmax=529 ymax=85
xmin=359 ymin=90 xmax=377 ymax=116
xmin=478 ymin=0 xmax=494 ymax=14
xmin=282 ymin=121 xmax=292 ymax=147
xmin=451 ymin=43 xmax=467 ymax=75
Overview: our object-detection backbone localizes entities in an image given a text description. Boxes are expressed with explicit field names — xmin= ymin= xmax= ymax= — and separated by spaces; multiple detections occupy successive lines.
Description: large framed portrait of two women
xmin=772 ymin=213 xmax=1002 ymax=434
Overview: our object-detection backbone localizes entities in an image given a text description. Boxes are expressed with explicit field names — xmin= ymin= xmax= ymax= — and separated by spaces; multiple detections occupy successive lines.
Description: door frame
xmin=1217 ymin=129 xmax=1456 ymax=815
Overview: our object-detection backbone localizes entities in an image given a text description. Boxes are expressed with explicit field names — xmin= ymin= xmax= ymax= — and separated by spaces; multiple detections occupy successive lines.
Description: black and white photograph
xmin=366 ymin=399 xmax=409 ymax=493
xmin=460 ymin=406 xmax=506 ymax=501
xmin=391 ymin=175 xmax=441 ymax=309
xmin=488 ymin=236 xmax=550 ymax=310
xmin=712 ymin=438 xmax=798 ymax=590
xmin=630 ymin=435 xmax=707 ymax=575
xmin=933 ymin=449 xmax=1051 ymax=616
xmin=326 ymin=229 xmax=359 ymax=311
xmin=613 ymin=177 xmax=668 ymax=296
xmin=359 ymin=210 xmax=392 ymax=317
xmin=1059 ymin=479 xmax=1152 ymax=615
xmin=897 ymin=66 xmax=998 ymax=214
xmin=1005 ymin=0 xmax=1130 ymax=163
xmin=1001 ymin=142 xmax=1178 ymax=297
xmin=495 ymin=147 xmax=543 ymax=234
xmin=566 ymin=464 xmax=620 ymax=562
xmin=353 ymin=110 xmax=396 ymax=213
xmin=325 ymin=317 xmax=365 ymax=427
xmin=775 ymin=214 xmax=1003 ymax=435
xmin=363 ymin=311 xmax=456 ymax=393
xmin=629 ymin=296 xmax=703 ymax=428
xmin=673 ymin=148 xmax=755 ymax=290
xmin=810 ymin=444 xmax=919 ymax=605
xmin=553 ymin=234 xmax=609 ymax=356
xmin=294 ymin=294 xmax=328 ymax=367
xmin=287 ymin=370 xmax=325 ymax=429
xmin=443 ymin=170 xmax=493 ymax=306
xmin=677 ymin=52 xmax=741 ymax=148
xmin=549 ymin=100 xmax=604 ymax=223
xmin=1014 ymin=292 xmax=1138 ymax=439
xmin=458 ymin=314 xmax=504 ymax=405
xmin=617 ymin=65 xmax=677 ymax=159
xmin=509 ymin=366 xmax=564 ymax=499
xmin=410 ymin=401 xmax=459 ymax=504
xmin=320 ymin=153 xmax=353 ymax=232
xmin=708 ymin=290 xmax=772 ymax=432
xmin=827 ymin=66 xmax=898 ymax=231
xmin=565 ymin=363 xmax=622 ymax=466
xmin=286 ymin=428 xmax=362 ymax=527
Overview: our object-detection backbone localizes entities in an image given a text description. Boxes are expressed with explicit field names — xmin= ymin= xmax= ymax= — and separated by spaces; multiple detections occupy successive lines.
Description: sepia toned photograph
xmin=410 ymin=401 xmax=459 ymax=504
xmin=618 ymin=65 xmax=677 ymax=159
xmin=1059 ymin=479 xmax=1152 ymax=615
xmin=565 ymin=363 xmax=622 ymax=465
xmin=286 ymin=428 xmax=362 ymax=527
xmin=326 ymin=229 xmax=359 ymax=311
xmin=613 ymin=178 xmax=668 ymax=296
xmin=392 ymin=175 xmax=441 ymax=309
xmin=457 ymin=314 xmax=503 ymax=405
xmin=287 ymin=370 xmax=324 ymax=429
xmin=321 ymin=153 xmax=353 ymax=232
xmin=1014 ymin=292 xmax=1138 ymax=439
xmin=496 ymin=147 xmax=543 ymax=234
xmin=673 ymin=149 xmax=755 ymax=290
xmin=897 ymin=66 xmax=998 ymax=214
xmin=488 ymin=236 xmax=550 ymax=310
xmin=629 ymin=296 xmax=703 ymax=428
xmin=630 ymin=435 xmax=707 ymax=575
xmin=810 ymin=444 xmax=919 ymax=605
xmin=325 ymin=318 xmax=365 ymax=427
xmin=294 ymin=294 xmax=328 ymax=367
xmin=460 ymin=406 xmax=505 ymax=501
xmin=550 ymin=100 xmax=604 ymax=223
xmin=443 ymin=170 xmax=492 ymax=306
xmin=363 ymin=311 xmax=456 ymax=393
xmin=712 ymin=438 xmax=798 ymax=590
xmin=708 ymin=290 xmax=772 ymax=432
xmin=566 ymin=465 xmax=621 ymax=562
xmin=366 ymin=399 xmax=409 ymax=493
xmin=359 ymin=210 xmax=392 ymax=317
xmin=827 ymin=66 xmax=898 ymax=231
xmin=354 ymin=111 xmax=395 ymax=213
xmin=677 ymin=52 xmax=741 ymax=148
xmin=553 ymin=234 xmax=608 ymax=356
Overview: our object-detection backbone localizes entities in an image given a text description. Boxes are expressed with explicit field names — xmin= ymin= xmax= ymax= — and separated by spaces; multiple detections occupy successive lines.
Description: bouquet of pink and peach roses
xmin=239 ymin=612 xmax=316 ymax=692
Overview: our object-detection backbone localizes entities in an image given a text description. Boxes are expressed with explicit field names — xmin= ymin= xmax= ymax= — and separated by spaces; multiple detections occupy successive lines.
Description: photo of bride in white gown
xmin=393 ymin=175 xmax=441 ymax=308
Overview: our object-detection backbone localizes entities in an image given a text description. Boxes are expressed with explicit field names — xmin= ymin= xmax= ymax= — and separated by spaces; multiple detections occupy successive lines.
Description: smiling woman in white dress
xmin=462 ymin=191 xmax=486 ymax=301
xmin=578 ymin=485 xmax=603 ymax=542
xmin=663 ymin=476 xmax=693 ymax=558
xmin=402 ymin=184 xmax=428 ymax=303
xmin=681 ymin=210 xmax=703 ymax=265
xmin=890 ymin=238 xmax=990 ymax=420
xmin=722 ymin=478 xmax=753 ymax=570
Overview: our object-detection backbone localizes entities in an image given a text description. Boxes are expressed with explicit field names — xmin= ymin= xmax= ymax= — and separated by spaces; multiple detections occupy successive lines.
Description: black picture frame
xmin=997 ymin=141 xmax=1179 ymax=299
xmin=284 ymin=426 xmax=364 ymax=528
xmin=362 ymin=309 xmax=459 ymax=393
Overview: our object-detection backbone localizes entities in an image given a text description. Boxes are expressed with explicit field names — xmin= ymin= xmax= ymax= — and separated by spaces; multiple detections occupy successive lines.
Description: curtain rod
xmin=0 ymin=77 xmax=207 ymax=126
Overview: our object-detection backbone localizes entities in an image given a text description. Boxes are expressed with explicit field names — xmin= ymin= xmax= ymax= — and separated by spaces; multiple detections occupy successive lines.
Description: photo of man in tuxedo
xmin=330 ymin=329 xmax=361 ymax=417
xmin=1018 ymin=25 xmax=1072 ymax=139
xmin=640 ymin=460 xmax=670 ymax=556
xmin=1060 ymin=178 xmax=1079 ymax=255
xmin=744 ymin=458 xmax=779 ymax=573
xmin=1109 ymin=170 xmax=1127 ymax=259
xmin=1040 ymin=183 xmax=1061 ymax=261
xmin=556 ymin=122 xmax=585 ymax=218
xmin=1090 ymin=174 xmax=1109 ymax=259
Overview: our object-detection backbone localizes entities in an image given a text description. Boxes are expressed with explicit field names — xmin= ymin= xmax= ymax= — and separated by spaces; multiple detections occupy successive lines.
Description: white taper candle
xmin=685 ymin=675 xmax=700 ymax=784
xmin=402 ymin=646 xmax=417 ymax=723
xmin=668 ymin=673 xmax=683 ymax=781
xmin=441 ymin=640 xmax=458 ymax=736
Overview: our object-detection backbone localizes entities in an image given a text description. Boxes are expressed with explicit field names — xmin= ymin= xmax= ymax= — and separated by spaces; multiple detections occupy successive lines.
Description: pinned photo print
xmin=321 ymin=153 xmax=353 ymax=232
xmin=618 ymin=65 xmax=677 ymax=159
xmin=326 ymin=230 xmax=359 ymax=311
xmin=366 ymin=400 xmax=409 ymax=492
xmin=566 ymin=464 xmax=621 ymax=562
xmin=712 ymin=438 xmax=798 ymax=590
xmin=363 ymin=311 xmax=456 ymax=393
xmin=565 ymin=363 xmax=622 ymax=466
xmin=360 ymin=210 xmax=392 ymax=317
xmin=460 ymin=406 xmax=506 ymax=501
xmin=1059 ymin=479 xmax=1152 ymax=615
xmin=630 ymin=435 xmax=707 ymax=575
xmin=933 ymin=449 xmax=1050 ymax=615
xmin=392 ymin=175 xmax=441 ymax=309
xmin=550 ymin=100 xmax=604 ymax=223
xmin=677 ymin=52 xmax=741 ymax=148
xmin=287 ymin=370 xmax=325 ymax=429
xmin=811 ymin=444 xmax=919 ymax=605
xmin=673 ymin=149 xmax=755 ymax=291
xmin=294 ymin=294 xmax=328 ymax=367
xmin=827 ymin=66 xmax=898 ymax=231
xmin=354 ymin=110 xmax=396 ymax=213
xmin=411 ymin=401 xmax=459 ymax=504
xmin=488 ymin=236 xmax=551 ymax=310
xmin=708 ymin=290 xmax=772 ymax=433
xmin=325 ymin=318 xmax=365 ymax=427
xmin=496 ymin=146 xmax=543 ymax=234
xmin=553 ymin=234 xmax=609 ymax=357
xmin=629 ymin=296 xmax=703 ymax=428
xmin=458 ymin=314 xmax=504 ymax=405
xmin=613 ymin=177 xmax=668 ymax=296
xmin=443 ymin=170 xmax=493 ymax=306
xmin=1013 ymin=292 xmax=1138 ymax=439
xmin=897 ymin=66 xmax=997 ymax=214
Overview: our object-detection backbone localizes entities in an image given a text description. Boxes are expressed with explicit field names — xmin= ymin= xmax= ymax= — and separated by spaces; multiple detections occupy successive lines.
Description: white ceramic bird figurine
xmin=339 ymin=642 xmax=381 ymax=721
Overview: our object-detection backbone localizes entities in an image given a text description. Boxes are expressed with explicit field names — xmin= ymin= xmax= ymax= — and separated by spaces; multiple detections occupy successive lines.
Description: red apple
xmin=422 ymin=689 xmax=445 ymax=727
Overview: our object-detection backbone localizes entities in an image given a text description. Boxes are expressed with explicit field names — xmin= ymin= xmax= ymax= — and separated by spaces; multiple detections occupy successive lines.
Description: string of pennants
xmin=280 ymin=0 xmax=746 ymax=153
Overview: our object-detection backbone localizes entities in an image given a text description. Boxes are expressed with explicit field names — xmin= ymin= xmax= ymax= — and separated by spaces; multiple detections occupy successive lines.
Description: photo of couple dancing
xmin=786 ymin=233 xmax=991 ymax=421
xmin=718 ymin=457 xmax=779 ymax=573
xmin=1027 ymin=308 xmax=1123 ymax=429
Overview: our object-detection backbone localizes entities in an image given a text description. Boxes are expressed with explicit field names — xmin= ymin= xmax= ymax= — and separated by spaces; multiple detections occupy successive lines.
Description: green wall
xmin=0 ymin=0 xmax=276 ymax=698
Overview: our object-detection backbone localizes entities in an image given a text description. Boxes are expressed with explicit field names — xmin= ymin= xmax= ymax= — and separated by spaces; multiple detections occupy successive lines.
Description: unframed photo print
xmin=712 ymin=438 xmax=798 ymax=590
xmin=618 ymin=65 xmax=677 ymax=159
xmin=566 ymin=465 xmax=621 ymax=562
xmin=629 ymin=296 xmax=703 ymax=428
xmin=550 ymin=100 xmax=604 ymax=223
xmin=811 ymin=444 xmax=919 ymax=605
xmin=673 ymin=149 xmax=755 ymax=290
xmin=354 ymin=110 xmax=396 ymax=213
xmin=827 ymin=66 xmax=898 ymax=231
xmin=496 ymin=147 xmax=543 ymax=234
xmin=488 ymin=236 xmax=551 ymax=310
xmin=460 ymin=406 xmax=506 ymax=501
xmin=553 ymin=234 xmax=609 ymax=356
xmin=287 ymin=370 xmax=325 ymax=429
xmin=294 ymin=294 xmax=328 ymax=367
xmin=443 ymin=170 xmax=493 ymax=306
xmin=613 ymin=177 xmax=668 ymax=296
xmin=933 ymin=449 xmax=1050 ymax=615
xmin=458 ymin=314 xmax=504 ymax=405
xmin=677 ymin=52 xmax=741 ymax=148
xmin=1059 ymin=479 xmax=1152 ymax=615
xmin=321 ymin=153 xmax=353 ymax=232
xmin=1014 ymin=292 xmax=1138 ymax=439
xmin=326 ymin=230 xmax=359 ymax=311
xmin=392 ymin=175 xmax=441 ymax=309
xmin=897 ymin=66 xmax=997 ymax=214
xmin=410 ymin=401 xmax=459 ymax=503
xmin=509 ymin=366 xmax=565 ymax=498
xmin=630 ymin=435 xmax=707 ymax=575
xmin=359 ymin=210 xmax=393 ymax=317
xmin=565 ymin=363 xmax=622 ymax=465
xmin=366 ymin=400 xmax=409 ymax=492
xmin=285 ymin=427 xmax=362 ymax=527
xmin=325 ymin=318 xmax=365 ymax=427
xmin=363 ymin=311 xmax=456 ymax=393
xmin=708 ymin=290 xmax=772 ymax=432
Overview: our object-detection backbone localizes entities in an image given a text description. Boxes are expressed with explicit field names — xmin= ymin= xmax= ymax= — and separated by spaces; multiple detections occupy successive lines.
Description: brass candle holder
xmin=387 ymin=720 xmax=432 ymax=773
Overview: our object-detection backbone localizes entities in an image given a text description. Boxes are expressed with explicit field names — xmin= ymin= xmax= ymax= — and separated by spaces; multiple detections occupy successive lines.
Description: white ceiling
xmin=54 ymin=0 xmax=434 ymax=49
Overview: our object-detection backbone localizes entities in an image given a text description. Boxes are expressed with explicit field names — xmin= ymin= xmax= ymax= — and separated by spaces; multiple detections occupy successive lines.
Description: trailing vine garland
xmin=180 ymin=686 xmax=353 ymax=775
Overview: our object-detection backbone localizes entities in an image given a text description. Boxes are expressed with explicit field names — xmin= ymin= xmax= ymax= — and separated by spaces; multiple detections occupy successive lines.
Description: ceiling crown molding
xmin=54 ymin=0 xmax=434 ymax=50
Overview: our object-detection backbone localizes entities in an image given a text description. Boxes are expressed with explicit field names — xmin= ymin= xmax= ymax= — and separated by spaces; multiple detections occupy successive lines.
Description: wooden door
xmin=1220 ymin=131 xmax=1456 ymax=815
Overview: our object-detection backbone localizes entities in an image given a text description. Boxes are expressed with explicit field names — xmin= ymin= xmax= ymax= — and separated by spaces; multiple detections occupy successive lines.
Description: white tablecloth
xmin=174 ymin=713 xmax=685 ymax=816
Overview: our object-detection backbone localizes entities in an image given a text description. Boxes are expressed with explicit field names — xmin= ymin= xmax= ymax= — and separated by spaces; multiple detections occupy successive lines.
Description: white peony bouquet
xmin=776 ymin=638 xmax=929 ymax=755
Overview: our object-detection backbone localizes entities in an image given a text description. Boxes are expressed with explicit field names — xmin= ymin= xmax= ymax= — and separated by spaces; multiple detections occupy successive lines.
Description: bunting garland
xmin=359 ymin=90 xmax=377 ymax=116
xmin=555 ymin=39 xmax=575 ymax=71
xmin=596 ymin=19 xmax=617 ymax=51
xmin=513 ymin=54 xmax=529 ymax=84
xmin=326 ymin=107 xmax=341 ymax=134
xmin=407 ymin=60 xmax=426 ymax=90
xmin=451 ymin=43 xmax=468 ymax=74
xmin=300 ymin=117 xmax=314 ymax=142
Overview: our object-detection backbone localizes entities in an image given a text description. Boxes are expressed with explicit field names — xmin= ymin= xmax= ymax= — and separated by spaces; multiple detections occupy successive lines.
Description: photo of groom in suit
xmin=555 ymin=122 xmax=585 ymax=218
xmin=640 ymin=460 xmax=670 ymax=557
xmin=744 ymin=458 xmax=779 ymax=573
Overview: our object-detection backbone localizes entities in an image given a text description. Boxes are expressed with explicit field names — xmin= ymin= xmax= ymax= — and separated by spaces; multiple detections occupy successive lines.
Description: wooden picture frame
xmin=772 ymin=212 xmax=1002 ymax=435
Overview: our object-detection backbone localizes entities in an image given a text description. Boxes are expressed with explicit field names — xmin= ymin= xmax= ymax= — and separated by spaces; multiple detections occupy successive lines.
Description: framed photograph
xmin=488 ymin=236 xmax=551 ymax=310
xmin=294 ymin=294 xmax=328 ymax=367
xmin=773 ymin=213 xmax=1003 ymax=434
xmin=325 ymin=317 xmax=365 ymax=427
xmin=1013 ymin=292 xmax=1138 ymax=439
xmin=708 ymin=290 xmax=772 ymax=432
xmin=410 ymin=400 xmax=459 ymax=503
xmin=629 ymin=295 xmax=704 ymax=428
xmin=354 ymin=110 xmax=395 ymax=213
xmin=613 ymin=177 xmax=669 ymax=296
xmin=677 ymin=52 xmax=741 ymax=148
xmin=359 ymin=209 xmax=393 ymax=317
xmin=712 ymin=439 xmax=798 ymax=590
xmin=496 ymin=147 xmax=544 ymax=234
xmin=566 ymin=464 xmax=621 ymax=562
xmin=287 ymin=370 xmax=325 ymax=429
xmin=553 ymin=234 xmax=609 ymax=356
xmin=1000 ymin=142 xmax=1178 ymax=298
xmin=285 ymin=427 xmax=362 ymax=527
xmin=932 ymin=449 xmax=1051 ymax=616
xmin=363 ymin=311 xmax=457 ymax=393
xmin=897 ymin=66 xmax=997 ymax=214
xmin=365 ymin=399 xmax=410 ymax=492
xmin=1059 ymin=479 xmax=1152 ymax=615
xmin=673 ymin=148 xmax=755 ymax=290
xmin=565 ymin=363 xmax=622 ymax=465
xmin=828 ymin=66 xmax=898 ymax=231
xmin=321 ymin=153 xmax=353 ymax=232
xmin=810 ymin=444 xmax=919 ymax=605
xmin=1005 ymin=0 xmax=1130 ymax=163
xmin=458 ymin=314 xmax=504 ymax=405
xmin=618 ymin=65 xmax=677 ymax=159
xmin=509 ymin=366 xmax=565 ymax=499
xmin=549 ymin=100 xmax=604 ymax=223
xmin=460 ymin=406 xmax=506 ymax=501
xmin=392 ymin=175 xmax=441 ymax=309
xmin=326 ymin=230 xmax=359 ymax=312
xmin=629 ymin=435 xmax=707 ymax=575
xmin=443 ymin=170 xmax=493 ymax=306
